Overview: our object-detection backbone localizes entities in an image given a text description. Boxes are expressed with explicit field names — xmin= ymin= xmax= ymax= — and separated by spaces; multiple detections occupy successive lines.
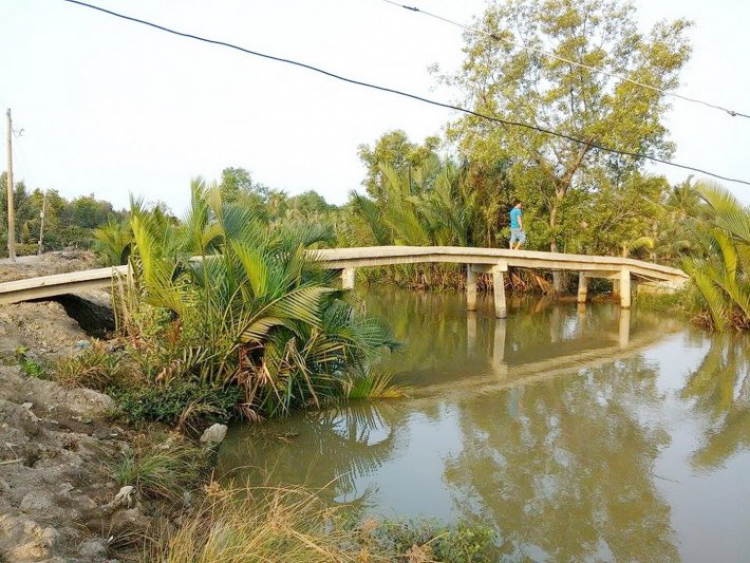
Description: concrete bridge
xmin=315 ymin=246 xmax=688 ymax=317
xmin=0 ymin=246 xmax=688 ymax=315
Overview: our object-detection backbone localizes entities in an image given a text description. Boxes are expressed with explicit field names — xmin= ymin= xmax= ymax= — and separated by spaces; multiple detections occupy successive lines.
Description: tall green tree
xmin=443 ymin=0 xmax=691 ymax=290
xmin=358 ymin=130 xmax=440 ymax=200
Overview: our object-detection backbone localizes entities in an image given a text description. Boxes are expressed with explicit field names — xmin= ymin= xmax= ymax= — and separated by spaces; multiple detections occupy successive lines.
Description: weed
xmin=54 ymin=341 xmax=125 ymax=390
xmin=144 ymin=484 xmax=384 ymax=562
xmin=143 ymin=482 xmax=502 ymax=563
xmin=113 ymin=434 xmax=209 ymax=502
xmin=377 ymin=518 xmax=501 ymax=563
xmin=15 ymin=346 xmax=48 ymax=379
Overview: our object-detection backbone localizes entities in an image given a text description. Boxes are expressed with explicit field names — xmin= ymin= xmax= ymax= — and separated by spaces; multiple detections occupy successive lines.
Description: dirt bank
xmin=0 ymin=255 xmax=170 ymax=562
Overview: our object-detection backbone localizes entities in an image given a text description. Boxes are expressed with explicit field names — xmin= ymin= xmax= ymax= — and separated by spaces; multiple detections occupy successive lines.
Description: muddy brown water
xmin=218 ymin=288 xmax=750 ymax=562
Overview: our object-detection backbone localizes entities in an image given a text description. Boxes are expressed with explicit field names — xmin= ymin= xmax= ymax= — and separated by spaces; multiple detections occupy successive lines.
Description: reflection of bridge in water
xmin=409 ymin=303 xmax=683 ymax=401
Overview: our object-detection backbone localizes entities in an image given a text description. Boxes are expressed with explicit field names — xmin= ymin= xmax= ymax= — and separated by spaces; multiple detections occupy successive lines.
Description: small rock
xmin=113 ymin=486 xmax=135 ymax=508
xmin=78 ymin=539 xmax=108 ymax=559
xmin=21 ymin=402 xmax=34 ymax=410
xmin=74 ymin=340 xmax=91 ymax=350
xmin=199 ymin=423 xmax=228 ymax=447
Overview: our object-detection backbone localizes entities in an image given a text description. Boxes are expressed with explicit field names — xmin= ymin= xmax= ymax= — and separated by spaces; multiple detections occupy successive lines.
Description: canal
xmin=218 ymin=287 xmax=750 ymax=562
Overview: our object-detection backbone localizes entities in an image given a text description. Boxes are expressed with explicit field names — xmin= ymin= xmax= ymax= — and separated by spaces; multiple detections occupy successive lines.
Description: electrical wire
xmin=61 ymin=0 xmax=750 ymax=187
xmin=379 ymin=0 xmax=750 ymax=120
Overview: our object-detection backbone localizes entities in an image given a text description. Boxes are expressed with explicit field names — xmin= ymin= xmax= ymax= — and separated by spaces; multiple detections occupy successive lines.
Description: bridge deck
xmin=314 ymin=246 xmax=688 ymax=283
xmin=0 ymin=246 xmax=688 ymax=307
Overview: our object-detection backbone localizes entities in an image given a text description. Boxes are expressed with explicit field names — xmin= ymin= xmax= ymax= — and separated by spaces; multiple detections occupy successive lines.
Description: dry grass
xmin=113 ymin=434 xmax=209 ymax=502
xmin=145 ymin=484 xmax=391 ymax=563
xmin=54 ymin=340 xmax=128 ymax=390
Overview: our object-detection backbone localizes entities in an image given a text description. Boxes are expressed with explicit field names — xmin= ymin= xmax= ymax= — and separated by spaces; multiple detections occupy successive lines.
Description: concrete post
xmin=466 ymin=265 xmax=478 ymax=312
xmin=612 ymin=279 xmax=621 ymax=297
xmin=341 ymin=267 xmax=356 ymax=290
xmin=577 ymin=272 xmax=589 ymax=304
xmin=492 ymin=265 xmax=507 ymax=319
xmin=620 ymin=268 xmax=632 ymax=309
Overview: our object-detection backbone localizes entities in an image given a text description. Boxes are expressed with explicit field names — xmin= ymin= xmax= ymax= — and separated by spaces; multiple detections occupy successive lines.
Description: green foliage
xmin=113 ymin=435 xmax=209 ymax=501
xmin=357 ymin=130 xmax=440 ymax=200
xmin=54 ymin=341 xmax=123 ymax=390
xmin=342 ymin=369 xmax=406 ymax=400
xmin=108 ymin=179 xmax=398 ymax=426
xmin=15 ymin=346 xmax=47 ymax=379
xmin=683 ymin=182 xmax=750 ymax=330
xmin=440 ymin=0 xmax=692 ymax=268
xmin=94 ymin=217 xmax=133 ymax=266
xmin=111 ymin=382 xmax=243 ymax=429
xmin=0 ymin=173 xmax=126 ymax=255
xmin=376 ymin=518 xmax=501 ymax=562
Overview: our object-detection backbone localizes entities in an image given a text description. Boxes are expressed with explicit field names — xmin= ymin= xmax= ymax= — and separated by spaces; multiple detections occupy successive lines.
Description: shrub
xmin=110 ymin=381 xmax=243 ymax=430
xmin=376 ymin=518 xmax=501 ymax=563
xmin=120 ymin=181 xmax=398 ymax=423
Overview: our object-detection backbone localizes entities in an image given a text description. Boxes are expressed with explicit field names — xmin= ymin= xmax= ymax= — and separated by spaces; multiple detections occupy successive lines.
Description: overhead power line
xmin=61 ymin=0 xmax=750 ymax=187
xmin=378 ymin=0 xmax=750 ymax=120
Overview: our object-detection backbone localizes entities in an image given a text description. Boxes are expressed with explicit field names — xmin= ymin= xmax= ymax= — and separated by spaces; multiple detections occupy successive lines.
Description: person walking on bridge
xmin=509 ymin=201 xmax=526 ymax=250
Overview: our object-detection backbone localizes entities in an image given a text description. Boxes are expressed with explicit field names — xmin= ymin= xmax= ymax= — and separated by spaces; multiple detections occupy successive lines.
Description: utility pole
xmin=38 ymin=191 xmax=46 ymax=256
xmin=6 ymin=108 xmax=16 ymax=262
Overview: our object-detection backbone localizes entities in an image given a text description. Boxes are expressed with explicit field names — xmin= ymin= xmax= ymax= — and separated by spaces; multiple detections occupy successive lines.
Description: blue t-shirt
xmin=510 ymin=208 xmax=522 ymax=230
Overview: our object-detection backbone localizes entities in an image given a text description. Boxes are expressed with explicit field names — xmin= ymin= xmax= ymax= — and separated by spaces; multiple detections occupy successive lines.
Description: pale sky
xmin=2 ymin=0 xmax=750 ymax=213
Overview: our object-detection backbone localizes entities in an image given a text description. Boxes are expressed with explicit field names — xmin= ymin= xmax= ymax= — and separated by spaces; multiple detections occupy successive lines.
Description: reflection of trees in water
xmin=682 ymin=335 xmax=750 ymax=468
xmin=219 ymin=402 xmax=409 ymax=503
xmin=443 ymin=355 xmax=679 ymax=562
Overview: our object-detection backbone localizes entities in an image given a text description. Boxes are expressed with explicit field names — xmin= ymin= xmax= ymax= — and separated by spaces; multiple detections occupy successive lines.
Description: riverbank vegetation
xmin=57 ymin=180 xmax=399 ymax=429
xmin=145 ymin=481 xmax=501 ymax=563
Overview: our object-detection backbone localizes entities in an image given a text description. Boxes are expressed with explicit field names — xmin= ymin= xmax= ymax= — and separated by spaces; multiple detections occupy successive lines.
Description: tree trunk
xmin=549 ymin=199 xmax=563 ymax=294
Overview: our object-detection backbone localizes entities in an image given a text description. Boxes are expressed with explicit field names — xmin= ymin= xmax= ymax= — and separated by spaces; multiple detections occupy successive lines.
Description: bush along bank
xmin=60 ymin=182 xmax=402 ymax=431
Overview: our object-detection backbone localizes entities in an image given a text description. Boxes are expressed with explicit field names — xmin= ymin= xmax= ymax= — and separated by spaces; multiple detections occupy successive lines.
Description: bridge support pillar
xmin=492 ymin=264 xmax=508 ymax=319
xmin=612 ymin=279 xmax=621 ymax=297
xmin=341 ymin=268 xmax=356 ymax=290
xmin=466 ymin=266 xmax=478 ymax=312
xmin=577 ymin=272 xmax=589 ymax=304
xmin=620 ymin=268 xmax=631 ymax=309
